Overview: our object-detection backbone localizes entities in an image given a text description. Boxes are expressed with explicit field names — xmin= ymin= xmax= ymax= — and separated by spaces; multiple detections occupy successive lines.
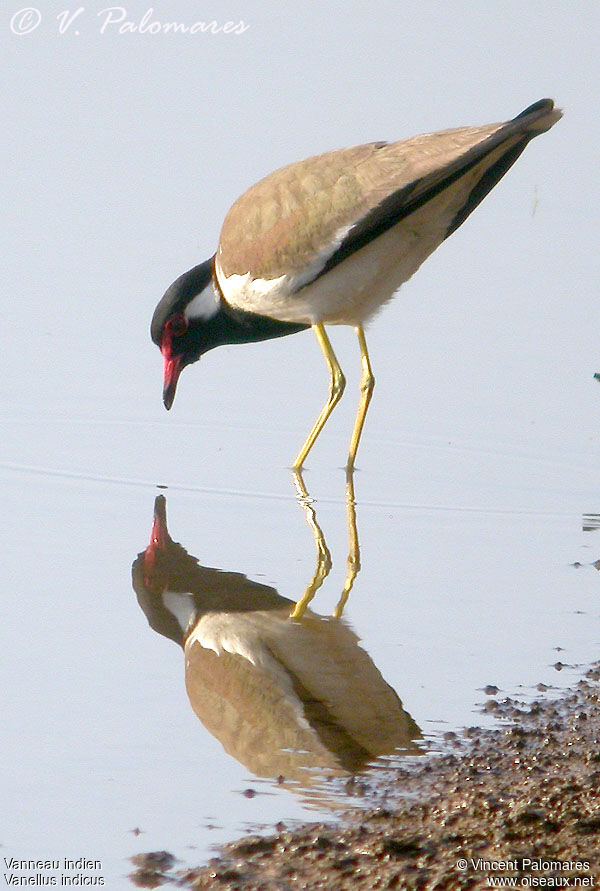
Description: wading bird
xmin=151 ymin=99 xmax=561 ymax=469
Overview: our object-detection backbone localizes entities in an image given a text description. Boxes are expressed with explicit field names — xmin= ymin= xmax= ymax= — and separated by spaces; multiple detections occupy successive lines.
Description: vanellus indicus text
xmin=151 ymin=99 xmax=561 ymax=468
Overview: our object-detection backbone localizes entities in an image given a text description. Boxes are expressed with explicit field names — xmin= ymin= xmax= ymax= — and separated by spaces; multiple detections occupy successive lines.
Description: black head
xmin=151 ymin=257 xmax=309 ymax=410
xmin=151 ymin=258 xmax=219 ymax=409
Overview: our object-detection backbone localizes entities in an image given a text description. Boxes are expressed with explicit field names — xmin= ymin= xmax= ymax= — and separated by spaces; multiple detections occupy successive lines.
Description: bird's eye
xmin=167 ymin=314 xmax=188 ymax=337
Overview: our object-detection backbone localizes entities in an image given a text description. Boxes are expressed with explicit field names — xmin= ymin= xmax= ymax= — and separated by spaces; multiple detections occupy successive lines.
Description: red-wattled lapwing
xmin=151 ymin=99 xmax=561 ymax=469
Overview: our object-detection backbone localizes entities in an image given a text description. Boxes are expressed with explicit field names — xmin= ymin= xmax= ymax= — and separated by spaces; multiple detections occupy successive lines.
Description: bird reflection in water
xmin=131 ymin=477 xmax=421 ymax=801
xmin=291 ymin=469 xmax=360 ymax=619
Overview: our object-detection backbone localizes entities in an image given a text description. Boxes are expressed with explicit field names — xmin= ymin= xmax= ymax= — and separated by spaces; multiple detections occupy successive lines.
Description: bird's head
xmin=151 ymin=258 xmax=220 ymax=409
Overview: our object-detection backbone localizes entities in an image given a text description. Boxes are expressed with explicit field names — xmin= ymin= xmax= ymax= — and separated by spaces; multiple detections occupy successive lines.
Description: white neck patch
xmin=184 ymin=281 xmax=220 ymax=322
xmin=162 ymin=590 xmax=197 ymax=633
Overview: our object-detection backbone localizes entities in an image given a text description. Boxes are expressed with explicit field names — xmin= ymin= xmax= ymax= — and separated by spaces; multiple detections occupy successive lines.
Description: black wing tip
xmin=513 ymin=98 xmax=563 ymax=128
xmin=514 ymin=98 xmax=555 ymax=119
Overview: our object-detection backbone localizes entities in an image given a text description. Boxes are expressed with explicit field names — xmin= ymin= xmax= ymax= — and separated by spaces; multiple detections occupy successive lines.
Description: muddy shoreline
xmin=131 ymin=665 xmax=600 ymax=889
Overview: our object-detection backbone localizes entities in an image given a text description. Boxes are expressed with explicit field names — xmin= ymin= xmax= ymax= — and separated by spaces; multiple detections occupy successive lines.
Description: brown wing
xmin=217 ymin=99 xmax=560 ymax=286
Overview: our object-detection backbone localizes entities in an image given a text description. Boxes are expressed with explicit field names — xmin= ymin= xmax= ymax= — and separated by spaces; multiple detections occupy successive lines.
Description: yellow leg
xmin=289 ymin=469 xmax=332 ymax=619
xmin=332 ymin=469 xmax=361 ymax=619
xmin=347 ymin=325 xmax=375 ymax=471
xmin=293 ymin=324 xmax=346 ymax=470
xmin=289 ymin=468 xmax=363 ymax=620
